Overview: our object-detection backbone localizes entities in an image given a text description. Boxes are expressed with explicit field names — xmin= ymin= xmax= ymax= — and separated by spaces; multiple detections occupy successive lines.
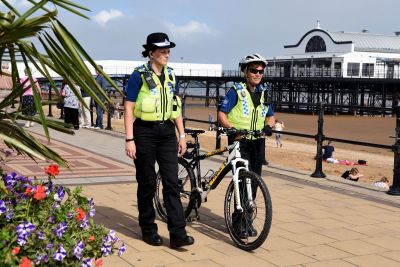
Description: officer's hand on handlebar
xmin=226 ymin=127 xmax=238 ymax=136
xmin=263 ymin=125 xmax=273 ymax=136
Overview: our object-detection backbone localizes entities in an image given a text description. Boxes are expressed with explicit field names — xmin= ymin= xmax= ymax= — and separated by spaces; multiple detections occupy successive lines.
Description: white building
xmin=15 ymin=60 xmax=222 ymax=78
xmin=268 ymin=23 xmax=400 ymax=79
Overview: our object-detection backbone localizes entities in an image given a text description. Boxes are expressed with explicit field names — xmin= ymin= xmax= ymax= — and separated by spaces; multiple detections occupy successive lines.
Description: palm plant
xmin=0 ymin=0 xmax=121 ymax=166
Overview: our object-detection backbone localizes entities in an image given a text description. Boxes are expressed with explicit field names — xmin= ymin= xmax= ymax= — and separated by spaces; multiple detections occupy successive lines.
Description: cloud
xmin=164 ymin=20 xmax=218 ymax=37
xmin=92 ymin=9 xmax=124 ymax=27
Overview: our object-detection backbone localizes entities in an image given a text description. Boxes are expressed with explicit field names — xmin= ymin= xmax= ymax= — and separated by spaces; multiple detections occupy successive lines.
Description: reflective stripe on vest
xmin=133 ymin=64 xmax=179 ymax=121
xmin=227 ymin=82 xmax=268 ymax=133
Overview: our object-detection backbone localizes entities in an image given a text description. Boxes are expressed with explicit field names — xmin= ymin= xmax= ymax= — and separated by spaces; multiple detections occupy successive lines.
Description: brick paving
xmin=6 ymin=125 xmax=400 ymax=266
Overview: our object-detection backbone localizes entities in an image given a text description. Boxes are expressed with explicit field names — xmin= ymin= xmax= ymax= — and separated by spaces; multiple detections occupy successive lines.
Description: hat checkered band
xmin=153 ymin=39 xmax=171 ymax=47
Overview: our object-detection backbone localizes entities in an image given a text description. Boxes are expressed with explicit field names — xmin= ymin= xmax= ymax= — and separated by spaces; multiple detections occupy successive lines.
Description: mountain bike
xmin=154 ymin=128 xmax=272 ymax=251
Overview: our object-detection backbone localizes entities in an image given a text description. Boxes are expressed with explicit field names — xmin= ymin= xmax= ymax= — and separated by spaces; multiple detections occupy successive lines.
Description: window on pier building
xmin=305 ymin=36 xmax=326 ymax=53
xmin=347 ymin=63 xmax=360 ymax=76
xmin=362 ymin=63 xmax=374 ymax=77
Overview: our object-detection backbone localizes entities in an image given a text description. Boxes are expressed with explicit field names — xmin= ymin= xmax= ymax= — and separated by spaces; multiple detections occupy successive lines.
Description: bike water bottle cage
xmin=143 ymin=71 xmax=157 ymax=89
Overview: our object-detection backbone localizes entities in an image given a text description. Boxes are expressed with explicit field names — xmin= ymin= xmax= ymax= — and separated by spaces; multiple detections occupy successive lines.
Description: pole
xmin=311 ymin=102 xmax=326 ymax=178
xmin=47 ymin=84 xmax=53 ymax=117
xmin=388 ymin=106 xmax=400 ymax=195
xmin=105 ymin=91 xmax=112 ymax=130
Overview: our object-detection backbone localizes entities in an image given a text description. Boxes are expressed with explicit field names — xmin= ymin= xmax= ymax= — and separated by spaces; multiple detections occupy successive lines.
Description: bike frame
xmin=185 ymin=135 xmax=253 ymax=212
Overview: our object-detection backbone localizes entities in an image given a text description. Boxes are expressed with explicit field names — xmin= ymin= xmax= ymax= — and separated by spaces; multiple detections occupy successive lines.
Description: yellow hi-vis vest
xmin=227 ymin=82 xmax=269 ymax=137
xmin=133 ymin=64 xmax=182 ymax=121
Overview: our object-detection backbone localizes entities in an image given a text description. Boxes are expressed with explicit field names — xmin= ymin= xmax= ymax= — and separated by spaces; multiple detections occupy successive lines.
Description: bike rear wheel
xmin=224 ymin=170 xmax=272 ymax=251
xmin=154 ymin=157 xmax=195 ymax=222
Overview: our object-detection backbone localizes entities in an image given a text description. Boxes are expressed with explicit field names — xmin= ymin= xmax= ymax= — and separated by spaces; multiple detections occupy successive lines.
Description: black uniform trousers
xmin=133 ymin=119 xmax=187 ymax=238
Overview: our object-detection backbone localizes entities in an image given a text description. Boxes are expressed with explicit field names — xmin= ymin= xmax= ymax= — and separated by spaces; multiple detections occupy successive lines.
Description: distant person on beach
xmin=341 ymin=167 xmax=363 ymax=182
xmin=274 ymin=120 xmax=284 ymax=147
xmin=322 ymin=141 xmax=335 ymax=161
xmin=218 ymin=53 xmax=274 ymax=237
xmin=373 ymin=176 xmax=390 ymax=190
xmin=124 ymin=32 xmax=194 ymax=249
xmin=20 ymin=68 xmax=42 ymax=128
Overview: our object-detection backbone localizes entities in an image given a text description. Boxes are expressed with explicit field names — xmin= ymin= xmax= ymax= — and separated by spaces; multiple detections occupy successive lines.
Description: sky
xmin=3 ymin=0 xmax=400 ymax=69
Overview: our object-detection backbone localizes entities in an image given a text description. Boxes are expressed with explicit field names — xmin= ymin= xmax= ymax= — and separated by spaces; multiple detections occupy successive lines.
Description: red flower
xmin=33 ymin=185 xmax=46 ymax=200
xmin=75 ymin=207 xmax=86 ymax=221
xmin=89 ymin=235 xmax=95 ymax=242
xmin=24 ymin=187 xmax=32 ymax=196
xmin=44 ymin=164 xmax=59 ymax=176
xmin=95 ymin=259 xmax=103 ymax=267
xmin=19 ymin=257 xmax=31 ymax=267
xmin=11 ymin=246 xmax=20 ymax=255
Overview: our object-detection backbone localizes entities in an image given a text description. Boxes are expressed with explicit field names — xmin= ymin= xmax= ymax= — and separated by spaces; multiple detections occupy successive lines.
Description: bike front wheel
xmin=154 ymin=157 xmax=195 ymax=222
xmin=224 ymin=170 xmax=272 ymax=251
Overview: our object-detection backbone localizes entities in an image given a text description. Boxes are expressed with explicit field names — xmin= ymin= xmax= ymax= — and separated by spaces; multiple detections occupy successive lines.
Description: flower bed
xmin=0 ymin=164 xmax=125 ymax=266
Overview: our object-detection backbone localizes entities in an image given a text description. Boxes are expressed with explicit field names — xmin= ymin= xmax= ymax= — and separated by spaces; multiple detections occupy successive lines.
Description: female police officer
xmin=218 ymin=54 xmax=274 ymax=239
xmin=218 ymin=53 xmax=275 ymax=176
xmin=124 ymin=32 xmax=194 ymax=249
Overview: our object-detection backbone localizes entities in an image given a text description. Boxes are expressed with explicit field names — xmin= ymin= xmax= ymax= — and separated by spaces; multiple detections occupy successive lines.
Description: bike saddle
xmin=185 ymin=129 xmax=205 ymax=135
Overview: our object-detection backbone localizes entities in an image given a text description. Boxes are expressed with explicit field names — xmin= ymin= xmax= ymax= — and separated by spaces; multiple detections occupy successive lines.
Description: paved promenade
xmin=14 ymin=126 xmax=400 ymax=266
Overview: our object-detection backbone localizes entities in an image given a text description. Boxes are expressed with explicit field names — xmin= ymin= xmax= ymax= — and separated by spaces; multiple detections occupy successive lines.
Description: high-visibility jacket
xmin=227 ymin=82 xmax=269 ymax=136
xmin=133 ymin=64 xmax=181 ymax=121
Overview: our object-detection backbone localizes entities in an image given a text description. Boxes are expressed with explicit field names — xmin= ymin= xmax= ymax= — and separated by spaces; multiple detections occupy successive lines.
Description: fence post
xmin=311 ymin=102 xmax=326 ymax=178
xmin=105 ymin=91 xmax=112 ymax=130
xmin=215 ymin=95 xmax=221 ymax=149
xmin=47 ymin=85 xmax=53 ymax=117
xmin=388 ymin=106 xmax=400 ymax=195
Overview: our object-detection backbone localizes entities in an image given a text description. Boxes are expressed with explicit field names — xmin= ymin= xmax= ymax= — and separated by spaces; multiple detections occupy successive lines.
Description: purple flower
xmin=34 ymin=253 xmax=49 ymax=264
xmin=103 ymin=230 xmax=117 ymax=243
xmin=88 ymin=198 xmax=95 ymax=217
xmin=37 ymin=231 xmax=45 ymax=240
xmin=55 ymin=222 xmax=68 ymax=238
xmin=67 ymin=212 xmax=74 ymax=219
xmin=118 ymin=242 xmax=126 ymax=256
xmin=73 ymin=240 xmax=85 ymax=259
xmin=17 ymin=236 xmax=27 ymax=246
xmin=16 ymin=222 xmax=35 ymax=237
xmin=46 ymin=242 xmax=54 ymax=250
xmin=101 ymin=242 xmax=112 ymax=256
xmin=4 ymin=172 xmax=18 ymax=188
xmin=81 ymin=258 xmax=93 ymax=267
xmin=48 ymin=216 xmax=56 ymax=224
xmin=54 ymin=186 xmax=65 ymax=202
xmin=5 ymin=209 xmax=13 ymax=221
xmin=79 ymin=217 xmax=89 ymax=229
xmin=53 ymin=245 xmax=67 ymax=261
xmin=0 ymin=200 xmax=6 ymax=215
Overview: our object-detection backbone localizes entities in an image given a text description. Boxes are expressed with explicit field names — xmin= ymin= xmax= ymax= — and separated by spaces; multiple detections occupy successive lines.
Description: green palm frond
xmin=0 ymin=0 xmax=123 ymax=166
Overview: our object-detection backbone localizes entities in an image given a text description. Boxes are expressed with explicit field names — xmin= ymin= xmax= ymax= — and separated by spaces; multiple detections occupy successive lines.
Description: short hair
xmin=381 ymin=176 xmax=389 ymax=183
xmin=97 ymin=65 xmax=103 ymax=70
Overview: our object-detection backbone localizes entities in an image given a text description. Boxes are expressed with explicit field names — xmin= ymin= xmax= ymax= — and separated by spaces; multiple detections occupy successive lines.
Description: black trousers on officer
xmin=133 ymin=119 xmax=187 ymax=238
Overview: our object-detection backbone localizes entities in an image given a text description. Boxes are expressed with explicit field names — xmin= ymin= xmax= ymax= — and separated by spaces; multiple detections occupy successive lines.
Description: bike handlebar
xmin=217 ymin=127 xmax=263 ymax=137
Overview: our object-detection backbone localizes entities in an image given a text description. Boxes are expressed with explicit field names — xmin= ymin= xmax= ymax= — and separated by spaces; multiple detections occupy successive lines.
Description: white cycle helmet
xmin=239 ymin=53 xmax=268 ymax=71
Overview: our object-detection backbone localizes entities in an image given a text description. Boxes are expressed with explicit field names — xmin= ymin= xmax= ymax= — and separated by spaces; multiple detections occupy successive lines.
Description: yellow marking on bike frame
xmin=205 ymin=147 xmax=228 ymax=157
xmin=208 ymin=163 xmax=225 ymax=186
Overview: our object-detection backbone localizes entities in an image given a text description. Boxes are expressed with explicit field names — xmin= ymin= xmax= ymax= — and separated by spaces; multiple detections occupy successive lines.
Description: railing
xmin=180 ymin=97 xmax=400 ymax=195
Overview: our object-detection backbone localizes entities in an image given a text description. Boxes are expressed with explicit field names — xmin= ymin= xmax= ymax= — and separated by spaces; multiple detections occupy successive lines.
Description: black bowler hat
xmin=143 ymin=32 xmax=176 ymax=49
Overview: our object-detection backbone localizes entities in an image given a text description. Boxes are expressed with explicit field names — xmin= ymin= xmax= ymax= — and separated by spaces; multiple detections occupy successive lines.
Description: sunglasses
xmin=248 ymin=68 xmax=264 ymax=75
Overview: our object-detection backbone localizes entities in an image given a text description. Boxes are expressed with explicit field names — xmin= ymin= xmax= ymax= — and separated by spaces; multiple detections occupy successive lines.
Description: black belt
xmin=136 ymin=119 xmax=173 ymax=125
